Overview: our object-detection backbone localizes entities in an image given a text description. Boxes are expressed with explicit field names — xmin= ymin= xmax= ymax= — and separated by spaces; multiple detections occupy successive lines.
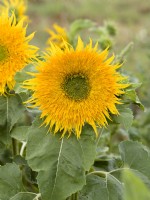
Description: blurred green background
xmin=27 ymin=0 xmax=150 ymax=146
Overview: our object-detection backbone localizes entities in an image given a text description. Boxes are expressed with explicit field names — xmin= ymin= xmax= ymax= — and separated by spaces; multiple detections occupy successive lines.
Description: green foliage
xmin=123 ymin=170 xmax=150 ymax=200
xmin=79 ymin=174 xmax=123 ymax=200
xmin=11 ymin=126 xmax=30 ymax=142
xmin=119 ymin=141 xmax=150 ymax=181
xmin=26 ymin=118 xmax=96 ymax=200
xmin=14 ymin=64 xmax=37 ymax=95
xmin=0 ymin=163 xmax=24 ymax=200
xmin=79 ymin=140 xmax=150 ymax=200
xmin=113 ymin=107 xmax=133 ymax=131
xmin=10 ymin=192 xmax=37 ymax=200
xmin=0 ymin=94 xmax=25 ymax=145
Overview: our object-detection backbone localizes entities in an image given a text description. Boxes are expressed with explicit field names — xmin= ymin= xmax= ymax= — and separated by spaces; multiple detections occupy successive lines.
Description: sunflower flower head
xmin=0 ymin=11 xmax=38 ymax=95
xmin=0 ymin=0 xmax=28 ymax=23
xmin=25 ymin=37 xmax=129 ymax=138
xmin=47 ymin=24 xmax=69 ymax=49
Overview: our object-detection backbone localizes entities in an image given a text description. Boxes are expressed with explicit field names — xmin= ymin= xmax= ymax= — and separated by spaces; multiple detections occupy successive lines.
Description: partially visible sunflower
xmin=0 ymin=0 xmax=28 ymax=23
xmin=25 ymin=38 xmax=129 ymax=138
xmin=47 ymin=24 xmax=69 ymax=49
xmin=0 ymin=11 xmax=37 ymax=95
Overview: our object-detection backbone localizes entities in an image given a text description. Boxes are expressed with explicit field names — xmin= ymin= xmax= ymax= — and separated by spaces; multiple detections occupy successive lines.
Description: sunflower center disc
xmin=0 ymin=45 xmax=8 ymax=62
xmin=62 ymin=73 xmax=90 ymax=101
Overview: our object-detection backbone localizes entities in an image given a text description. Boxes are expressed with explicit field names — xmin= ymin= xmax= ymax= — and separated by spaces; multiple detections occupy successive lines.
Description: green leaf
xmin=79 ymin=141 xmax=150 ymax=200
xmin=128 ymin=82 xmax=142 ymax=90
xmin=0 ymin=95 xmax=25 ymax=144
xmin=113 ymin=108 xmax=133 ymax=131
xmin=11 ymin=126 xmax=29 ymax=142
xmin=79 ymin=173 xmax=123 ymax=200
xmin=123 ymin=170 xmax=150 ymax=200
xmin=14 ymin=64 xmax=36 ymax=94
xmin=10 ymin=192 xmax=37 ymax=200
xmin=0 ymin=163 xmax=23 ymax=200
xmin=78 ymin=124 xmax=97 ymax=171
xmin=10 ymin=192 xmax=38 ymax=200
xmin=124 ymin=89 xmax=144 ymax=110
xmin=119 ymin=140 xmax=150 ymax=180
xmin=0 ymin=147 xmax=12 ymax=164
xmin=26 ymin=118 xmax=96 ymax=200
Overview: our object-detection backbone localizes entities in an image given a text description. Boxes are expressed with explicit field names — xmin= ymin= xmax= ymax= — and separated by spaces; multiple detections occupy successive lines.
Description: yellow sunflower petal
xmin=47 ymin=24 xmax=69 ymax=49
xmin=0 ymin=11 xmax=38 ymax=95
xmin=24 ymin=38 xmax=129 ymax=138
xmin=0 ymin=0 xmax=28 ymax=23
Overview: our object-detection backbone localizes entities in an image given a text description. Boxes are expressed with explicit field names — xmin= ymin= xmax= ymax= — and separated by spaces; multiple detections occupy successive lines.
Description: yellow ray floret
xmin=47 ymin=24 xmax=69 ymax=48
xmin=0 ymin=0 xmax=28 ymax=22
xmin=24 ymin=38 xmax=129 ymax=138
xmin=0 ymin=11 xmax=37 ymax=95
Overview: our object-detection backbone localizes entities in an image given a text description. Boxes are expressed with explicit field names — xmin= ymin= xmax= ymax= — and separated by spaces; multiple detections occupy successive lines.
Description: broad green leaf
xmin=119 ymin=141 xmax=150 ymax=180
xmin=0 ymin=95 xmax=25 ymax=144
xmin=79 ymin=173 xmax=123 ymax=200
xmin=11 ymin=126 xmax=29 ymax=141
xmin=10 ymin=192 xmax=37 ymax=200
xmin=38 ymin=168 xmax=85 ymax=200
xmin=0 ymin=163 xmax=23 ymax=200
xmin=26 ymin=118 xmax=96 ymax=200
xmin=123 ymin=170 xmax=150 ymax=200
xmin=113 ymin=108 xmax=133 ymax=131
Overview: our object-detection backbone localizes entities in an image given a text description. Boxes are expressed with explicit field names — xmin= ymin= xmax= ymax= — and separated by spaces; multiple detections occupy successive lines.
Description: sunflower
xmin=0 ymin=0 xmax=28 ymax=23
xmin=0 ymin=11 xmax=37 ymax=95
xmin=47 ymin=24 xmax=69 ymax=49
xmin=25 ymin=38 xmax=129 ymax=138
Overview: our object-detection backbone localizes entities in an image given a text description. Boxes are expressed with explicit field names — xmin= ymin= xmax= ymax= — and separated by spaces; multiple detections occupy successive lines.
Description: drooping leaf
xmin=123 ymin=170 xmax=150 ymax=200
xmin=0 ymin=163 xmax=23 ymax=200
xmin=26 ymin=118 xmax=96 ymax=200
